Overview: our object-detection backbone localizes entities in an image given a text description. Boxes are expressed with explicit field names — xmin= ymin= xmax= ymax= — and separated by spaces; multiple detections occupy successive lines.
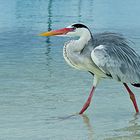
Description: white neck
xmin=63 ymin=29 xmax=93 ymax=71
xmin=74 ymin=30 xmax=92 ymax=52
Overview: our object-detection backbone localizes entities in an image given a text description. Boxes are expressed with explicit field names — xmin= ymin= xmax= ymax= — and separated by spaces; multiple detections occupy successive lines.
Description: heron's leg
xmin=123 ymin=83 xmax=139 ymax=113
xmin=79 ymin=86 xmax=95 ymax=114
xmin=79 ymin=75 xmax=100 ymax=114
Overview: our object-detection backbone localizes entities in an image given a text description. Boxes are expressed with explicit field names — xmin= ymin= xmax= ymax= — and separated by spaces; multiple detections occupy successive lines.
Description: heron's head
xmin=39 ymin=23 xmax=91 ymax=38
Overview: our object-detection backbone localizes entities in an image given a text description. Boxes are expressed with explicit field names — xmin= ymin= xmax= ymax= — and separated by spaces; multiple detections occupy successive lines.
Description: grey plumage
xmin=63 ymin=25 xmax=140 ymax=85
xmin=90 ymin=32 xmax=140 ymax=84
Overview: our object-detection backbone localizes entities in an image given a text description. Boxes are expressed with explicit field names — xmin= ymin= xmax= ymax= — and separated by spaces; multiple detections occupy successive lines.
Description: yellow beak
xmin=39 ymin=27 xmax=74 ymax=36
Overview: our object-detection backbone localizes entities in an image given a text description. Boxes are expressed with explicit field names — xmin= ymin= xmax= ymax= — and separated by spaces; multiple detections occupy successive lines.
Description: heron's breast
xmin=63 ymin=45 xmax=87 ymax=70
xmin=63 ymin=45 xmax=107 ymax=77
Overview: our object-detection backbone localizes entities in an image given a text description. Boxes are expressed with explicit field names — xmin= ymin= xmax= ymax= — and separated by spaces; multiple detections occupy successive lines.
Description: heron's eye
xmin=73 ymin=27 xmax=77 ymax=32
xmin=71 ymin=26 xmax=76 ymax=31
xmin=73 ymin=28 xmax=76 ymax=32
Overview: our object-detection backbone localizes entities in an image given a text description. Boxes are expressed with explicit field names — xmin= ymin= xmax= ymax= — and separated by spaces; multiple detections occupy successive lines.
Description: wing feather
xmin=91 ymin=44 xmax=140 ymax=84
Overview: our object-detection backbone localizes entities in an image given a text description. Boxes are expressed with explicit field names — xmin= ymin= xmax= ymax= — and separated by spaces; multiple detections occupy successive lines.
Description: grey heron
xmin=40 ymin=23 xmax=140 ymax=114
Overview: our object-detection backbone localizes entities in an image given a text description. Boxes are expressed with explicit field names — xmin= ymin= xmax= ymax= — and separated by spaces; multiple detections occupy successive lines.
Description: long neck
xmin=72 ymin=31 xmax=93 ymax=52
xmin=63 ymin=30 xmax=93 ymax=70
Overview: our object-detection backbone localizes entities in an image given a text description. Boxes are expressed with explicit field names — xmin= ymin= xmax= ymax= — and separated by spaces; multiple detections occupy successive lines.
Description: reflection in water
xmin=122 ymin=114 xmax=140 ymax=138
xmin=77 ymin=0 xmax=82 ymax=22
xmin=57 ymin=113 xmax=79 ymax=120
xmin=45 ymin=0 xmax=53 ymax=75
xmin=89 ymin=0 xmax=94 ymax=17
xmin=50 ymin=113 xmax=94 ymax=140
xmin=77 ymin=0 xmax=94 ymax=23
xmin=46 ymin=0 xmax=53 ymax=44
xmin=107 ymin=114 xmax=140 ymax=140
xmin=58 ymin=114 xmax=140 ymax=140
xmin=82 ymin=114 xmax=94 ymax=140
xmin=81 ymin=114 xmax=140 ymax=140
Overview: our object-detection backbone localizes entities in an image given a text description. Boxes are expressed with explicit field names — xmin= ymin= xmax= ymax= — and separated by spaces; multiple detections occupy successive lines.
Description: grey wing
xmin=91 ymin=44 xmax=140 ymax=84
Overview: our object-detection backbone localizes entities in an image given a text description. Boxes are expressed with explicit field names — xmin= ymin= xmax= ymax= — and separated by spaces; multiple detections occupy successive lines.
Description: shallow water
xmin=0 ymin=0 xmax=140 ymax=140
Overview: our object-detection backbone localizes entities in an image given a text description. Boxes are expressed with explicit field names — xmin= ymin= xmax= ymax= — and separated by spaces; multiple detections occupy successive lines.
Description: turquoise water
xmin=0 ymin=0 xmax=140 ymax=139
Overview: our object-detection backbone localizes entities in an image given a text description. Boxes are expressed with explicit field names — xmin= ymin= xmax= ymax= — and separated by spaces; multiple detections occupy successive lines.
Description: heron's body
xmin=63 ymin=31 xmax=140 ymax=85
xmin=40 ymin=23 xmax=140 ymax=114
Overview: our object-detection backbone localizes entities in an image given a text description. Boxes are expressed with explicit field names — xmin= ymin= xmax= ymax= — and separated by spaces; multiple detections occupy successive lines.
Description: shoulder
xmin=93 ymin=32 xmax=130 ymax=47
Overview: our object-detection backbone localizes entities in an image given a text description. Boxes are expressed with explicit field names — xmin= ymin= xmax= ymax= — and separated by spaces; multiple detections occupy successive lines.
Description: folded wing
xmin=91 ymin=44 xmax=140 ymax=84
